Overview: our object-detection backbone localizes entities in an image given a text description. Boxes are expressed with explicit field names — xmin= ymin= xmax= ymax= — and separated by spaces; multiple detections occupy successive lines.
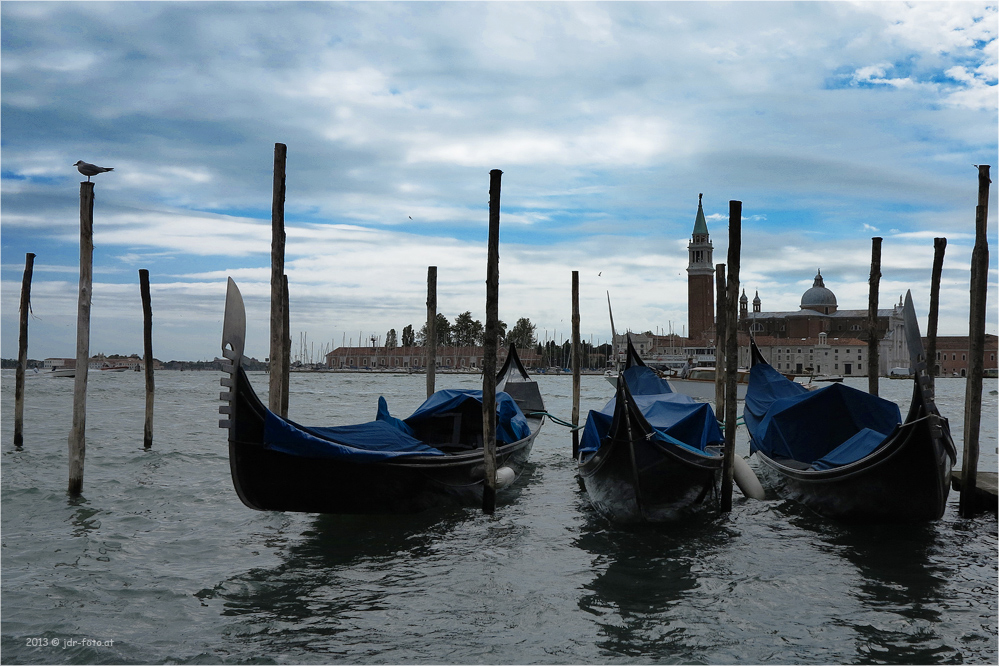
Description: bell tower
xmin=686 ymin=193 xmax=714 ymax=343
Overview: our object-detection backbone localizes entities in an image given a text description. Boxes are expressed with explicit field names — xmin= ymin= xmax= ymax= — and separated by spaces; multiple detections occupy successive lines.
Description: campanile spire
xmin=686 ymin=193 xmax=715 ymax=342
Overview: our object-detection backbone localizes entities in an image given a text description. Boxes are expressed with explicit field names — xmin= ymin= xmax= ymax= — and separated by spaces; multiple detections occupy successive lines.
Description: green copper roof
xmin=692 ymin=193 xmax=708 ymax=235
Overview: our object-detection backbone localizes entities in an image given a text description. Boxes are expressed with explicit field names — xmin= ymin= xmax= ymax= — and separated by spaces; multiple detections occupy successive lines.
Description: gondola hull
xmin=744 ymin=291 xmax=955 ymax=522
xmin=219 ymin=278 xmax=544 ymax=515
xmin=226 ymin=367 xmax=540 ymax=514
xmin=578 ymin=432 xmax=722 ymax=524
xmin=753 ymin=410 xmax=953 ymax=522
xmin=578 ymin=337 xmax=725 ymax=524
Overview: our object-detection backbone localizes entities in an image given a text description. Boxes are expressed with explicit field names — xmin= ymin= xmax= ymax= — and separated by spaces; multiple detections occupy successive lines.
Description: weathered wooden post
xmin=960 ymin=165 xmax=990 ymax=518
xmin=139 ymin=269 xmax=154 ymax=449
xmin=482 ymin=169 xmax=503 ymax=514
xmin=269 ymin=143 xmax=287 ymax=414
xmin=926 ymin=238 xmax=947 ymax=390
xmin=14 ymin=252 xmax=36 ymax=449
xmin=281 ymin=274 xmax=290 ymax=418
xmin=867 ymin=237 xmax=882 ymax=396
xmin=571 ymin=270 xmax=581 ymax=460
xmin=69 ymin=182 xmax=94 ymax=495
xmin=721 ymin=201 xmax=742 ymax=512
xmin=714 ymin=263 xmax=727 ymax=416
xmin=426 ymin=266 xmax=437 ymax=398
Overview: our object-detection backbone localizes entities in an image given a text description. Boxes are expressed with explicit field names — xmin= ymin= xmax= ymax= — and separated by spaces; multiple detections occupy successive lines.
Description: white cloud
xmin=1 ymin=1 xmax=995 ymax=360
xmin=409 ymin=116 xmax=678 ymax=167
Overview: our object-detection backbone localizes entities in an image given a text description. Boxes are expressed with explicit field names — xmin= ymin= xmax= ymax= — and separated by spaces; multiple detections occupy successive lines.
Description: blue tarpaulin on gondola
xmin=621 ymin=364 xmax=674 ymax=394
xmin=744 ymin=360 xmax=901 ymax=467
xmin=261 ymin=388 xmax=529 ymax=461
xmin=264 ymin=415 xmax=445 ymax=460
xmin=404 ymin=389 xmax=530 ymax=444
xmin=579 ymin=365 xmax=723 ymax=456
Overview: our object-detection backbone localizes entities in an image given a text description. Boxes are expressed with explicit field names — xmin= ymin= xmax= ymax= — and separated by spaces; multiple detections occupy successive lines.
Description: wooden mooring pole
xmin=269 ymin=143 xmax=287 ymax=415
xmin=867 ymin=237 xmax=882 ymax=396
xmin=281 ymin=274 xmax=291 ymax=418
xmin=714 ymin=263 xmax=727 ymax=417
xmin=481 ymin=169 xmax=503 ymax=514
xmin=926 ymin=238 xmax=947 ymax=391
xmin=426 ymin=266 xmax=437 ymax=398
xmin=69 ymin=182 xmax=94 ymax=496
xmin=571 ymin=270 xmax=581 ymax=460
xmin=960 ymin=165 xmax=990 ymax=518
xmin=14 ymin=252 xmax=36 ymax=449
xmin=721 ymin=201 xmax=741 ymax=513
xmin=139 ymin=269 xmax=154 ymax=449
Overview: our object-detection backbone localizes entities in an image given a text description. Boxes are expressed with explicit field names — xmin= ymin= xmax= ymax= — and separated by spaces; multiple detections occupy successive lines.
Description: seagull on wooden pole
xmin=73 ymin=161 xmax=114 ymax=181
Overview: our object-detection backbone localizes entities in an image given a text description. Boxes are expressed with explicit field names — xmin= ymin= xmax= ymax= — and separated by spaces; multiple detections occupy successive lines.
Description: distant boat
xmin=667 ymin=366 xmax=750 ymax=401
xmin=743 ymin=292 xmax=956 ymax=522
xmin=100 ymin=364 xmax=129 ymax=373
xmin=218 ymin=278 xmax=546 ymax=514
xmin=605 ymin=365 xmax=750 ymax=401
xmin=578 ymin=337 xmax=727 ymax=523
xmin=39 ymin=366 xmax=75 ymax=378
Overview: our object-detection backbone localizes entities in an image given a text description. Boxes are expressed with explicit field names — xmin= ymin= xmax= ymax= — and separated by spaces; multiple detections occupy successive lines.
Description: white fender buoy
xmin=732 ymin=455 xmax=766 ymax=500
xmin=495 ymin=466 xmax=516 ymax=490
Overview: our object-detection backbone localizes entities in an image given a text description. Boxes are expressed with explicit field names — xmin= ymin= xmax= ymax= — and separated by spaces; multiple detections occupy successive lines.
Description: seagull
xmin=73 ymin=161 xmax=114 ymax=181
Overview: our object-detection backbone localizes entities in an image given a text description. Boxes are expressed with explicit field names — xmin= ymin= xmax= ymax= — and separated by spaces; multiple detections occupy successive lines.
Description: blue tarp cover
xmin=579 ymin=365 xmax=722 ymax=456
xmin=262 ymin=389 xmax=529 ymax=461
xmin=811 ymin=428 xmax=891 ymax=470
xmin=403 ymin=389 xmax=530 ymax=444
xmin=621 ymin=364 xmax=674 ymax=394
xmin=264 ymin=415 xmax=445 ymax=460
xmin=744 ymin=361 xmax=901 ymax=467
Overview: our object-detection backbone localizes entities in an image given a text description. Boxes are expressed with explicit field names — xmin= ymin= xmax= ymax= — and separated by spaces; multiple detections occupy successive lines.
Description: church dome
xmin=800 ymin=270 xmax=837 ymax=313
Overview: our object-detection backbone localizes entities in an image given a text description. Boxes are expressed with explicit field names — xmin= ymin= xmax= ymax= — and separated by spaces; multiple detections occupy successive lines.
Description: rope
xmin=718 ymin=416 xmax=745 ymax=431
xmin=528 ymin=411 xmax=743 ymax=433
xmin=527 ymin=411 xmax=584 ymax=432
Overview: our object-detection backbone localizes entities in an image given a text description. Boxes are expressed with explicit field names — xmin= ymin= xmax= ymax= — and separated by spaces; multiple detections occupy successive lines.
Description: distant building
xmin=682 ymin=195 xmax=891 ymax=345
xmin=686 ymin=194 xmax=715 ymax=343
xmin=87 ymin=354 xmax=161 ymax=371
xmin=325 ymin=345 xmax=541 ymax=371
xmin=927 ymin=334 xmax=998 ymax=378
xmin=737 ymin=270 xmax=892 ymax=340
xmin=42 ymin=356 xmax=162 ymax=371
xmin=743 ymin=332 xmax=871 ymax=376
xmin=672 ymin=196 xmax=997 ymax=377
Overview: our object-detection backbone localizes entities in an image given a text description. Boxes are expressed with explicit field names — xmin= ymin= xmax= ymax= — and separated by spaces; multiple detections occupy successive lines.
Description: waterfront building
xmin=741 ymin=333 xmax=870 ymax=376
xmin=324 ymin=345 xmax=541 ymax=371
xmin=928 ymin=334 xmax=998 ymax=378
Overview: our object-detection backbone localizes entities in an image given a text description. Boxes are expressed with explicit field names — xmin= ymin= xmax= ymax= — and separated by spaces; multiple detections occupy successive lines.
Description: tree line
xmin=379 ymin=313 xmax=614 ymax=368
xmin=382 ymin=313 xmax=539 ymax=350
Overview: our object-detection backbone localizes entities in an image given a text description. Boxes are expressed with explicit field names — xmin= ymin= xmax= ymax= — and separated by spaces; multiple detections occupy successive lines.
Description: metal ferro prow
xmin=219 ymin=277 xmax=246 ymax=430
xmin=901 ymin=290 xmax=935 ymax=402
xmin=900 ymin=288 xmax=951 ymax=452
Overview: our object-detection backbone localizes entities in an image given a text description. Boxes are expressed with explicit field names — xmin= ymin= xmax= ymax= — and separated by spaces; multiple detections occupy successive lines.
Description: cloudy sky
xmin=2 ymin=1 xmax=996 ymax=363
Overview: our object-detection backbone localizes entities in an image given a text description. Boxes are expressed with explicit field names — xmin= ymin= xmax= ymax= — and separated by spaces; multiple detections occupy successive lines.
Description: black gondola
xmin=218 ymin=278 xmax=545 ymax=514
xmin=743 ymin=291 xmax=956 ymax=522
xmin=577 ymin=337 xmax=725 ymax=523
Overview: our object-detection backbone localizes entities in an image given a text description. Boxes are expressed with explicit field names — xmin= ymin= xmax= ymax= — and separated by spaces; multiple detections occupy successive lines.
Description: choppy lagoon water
xmin=2 ymin=369 xmax=996 ymax=664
